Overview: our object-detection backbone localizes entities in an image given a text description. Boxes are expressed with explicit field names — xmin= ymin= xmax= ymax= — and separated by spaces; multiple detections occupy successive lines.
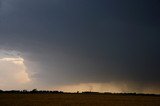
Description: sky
xmin=0 ymin=0 xmax=160 ymax=94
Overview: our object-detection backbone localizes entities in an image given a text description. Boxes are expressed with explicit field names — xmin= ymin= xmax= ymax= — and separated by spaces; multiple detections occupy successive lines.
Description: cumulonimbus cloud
xmin=0 ymin=49 xmax=31 ymax=90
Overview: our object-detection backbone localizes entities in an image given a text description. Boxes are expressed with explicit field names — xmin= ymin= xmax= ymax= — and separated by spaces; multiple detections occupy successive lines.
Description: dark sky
xmin=0 ymin=0 xmax=160 ymax=93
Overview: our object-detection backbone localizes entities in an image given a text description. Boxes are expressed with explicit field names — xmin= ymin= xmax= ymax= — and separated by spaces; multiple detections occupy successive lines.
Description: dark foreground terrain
xmin=0 ymin=93 xmax=160 ymax=106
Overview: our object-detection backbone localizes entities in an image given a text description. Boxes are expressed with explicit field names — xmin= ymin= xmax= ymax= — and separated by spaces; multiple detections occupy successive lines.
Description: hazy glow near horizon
xmin=54 ymin=82 xmax=160 ymax=94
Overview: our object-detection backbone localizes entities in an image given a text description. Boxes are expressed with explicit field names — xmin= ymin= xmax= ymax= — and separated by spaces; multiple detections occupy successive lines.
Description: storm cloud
xmin=0 ymin=0 xmax=160 ymax=93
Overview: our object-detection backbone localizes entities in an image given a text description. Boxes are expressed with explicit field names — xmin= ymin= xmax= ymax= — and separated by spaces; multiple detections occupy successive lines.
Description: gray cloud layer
xmin=0 ymin=0 xmax=160 ymax=91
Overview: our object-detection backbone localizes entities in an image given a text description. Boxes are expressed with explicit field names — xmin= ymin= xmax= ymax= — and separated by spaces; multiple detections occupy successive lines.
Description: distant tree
xmin=22 ymin=90 xmax=28 ymax=93
xmin=31 ymin=89 xmax=38 ymax=93
xmin=0 ymin=89 xmax=3 ymax=93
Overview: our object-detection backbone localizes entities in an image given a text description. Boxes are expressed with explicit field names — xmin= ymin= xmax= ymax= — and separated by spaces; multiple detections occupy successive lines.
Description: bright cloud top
xmin=0 ymin=57 xmax=24 ymax=65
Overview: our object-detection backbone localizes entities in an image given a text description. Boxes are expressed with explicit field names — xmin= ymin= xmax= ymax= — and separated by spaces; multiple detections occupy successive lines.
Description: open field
xmin=0 ymin=94 xmax=159 ymax=106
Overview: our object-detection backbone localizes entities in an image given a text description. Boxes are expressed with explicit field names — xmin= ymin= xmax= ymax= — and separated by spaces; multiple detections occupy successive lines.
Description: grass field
xmin=0 ymin=94 xmax=159 ymax=106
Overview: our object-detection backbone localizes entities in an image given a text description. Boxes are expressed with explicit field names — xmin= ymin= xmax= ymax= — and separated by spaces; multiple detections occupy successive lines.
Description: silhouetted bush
xmin=82 ymin=91 xmax=99 ymax=94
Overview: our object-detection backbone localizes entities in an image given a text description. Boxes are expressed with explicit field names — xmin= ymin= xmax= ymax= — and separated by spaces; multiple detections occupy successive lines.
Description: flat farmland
xmin=0 ymin=94 xmax=159 ymax=106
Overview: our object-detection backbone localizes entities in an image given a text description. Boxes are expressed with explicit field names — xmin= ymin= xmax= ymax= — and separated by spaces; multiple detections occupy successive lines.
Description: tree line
xmin=0 ymin=89 xmax=63 ymax=94
xmin=0 ymin=89 xmax=159 ymax=96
